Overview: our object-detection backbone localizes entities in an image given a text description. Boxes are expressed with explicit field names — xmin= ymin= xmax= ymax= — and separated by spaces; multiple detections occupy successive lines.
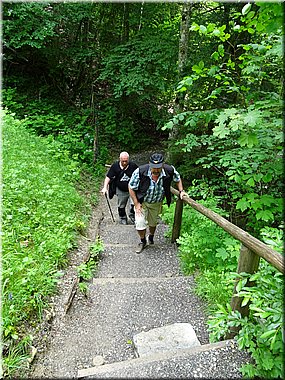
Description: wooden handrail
xmin=170 ymin=187 xmax=283 ymax=335
xmin=170 ymin=187 xmax=284 ymax=274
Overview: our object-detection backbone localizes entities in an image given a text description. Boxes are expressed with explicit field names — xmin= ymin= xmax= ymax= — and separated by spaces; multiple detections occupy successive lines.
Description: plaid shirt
xmin=129 ymin=166 xmax=181 ymax=203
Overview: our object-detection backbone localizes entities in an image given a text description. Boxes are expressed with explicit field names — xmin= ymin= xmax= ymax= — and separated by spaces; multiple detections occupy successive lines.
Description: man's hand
xmin=135 ymin=203 xmax=143 ymax=216
xmin=101 ymin=187 xmax=108 ymax=195
xmin=179 ymin=190 xmax=186 ymax=200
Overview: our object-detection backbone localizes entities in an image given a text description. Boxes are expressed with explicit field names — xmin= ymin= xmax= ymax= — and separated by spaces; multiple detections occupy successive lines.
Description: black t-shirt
xmin=107 ymin=161 xmax=138 ymax=192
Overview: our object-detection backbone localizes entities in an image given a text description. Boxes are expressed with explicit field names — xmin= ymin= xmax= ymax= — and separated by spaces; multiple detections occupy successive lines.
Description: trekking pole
xmin=105 ymin=193 xmax=115 ymax=222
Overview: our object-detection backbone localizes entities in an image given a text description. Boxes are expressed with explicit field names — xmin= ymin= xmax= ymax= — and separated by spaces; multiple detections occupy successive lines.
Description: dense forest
xmin=2 ymin=1 xmax=283 ymax=378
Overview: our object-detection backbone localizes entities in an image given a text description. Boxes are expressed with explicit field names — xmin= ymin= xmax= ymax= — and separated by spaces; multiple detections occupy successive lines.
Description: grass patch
xmin=1 ymin=112 xmax=99 ymax=376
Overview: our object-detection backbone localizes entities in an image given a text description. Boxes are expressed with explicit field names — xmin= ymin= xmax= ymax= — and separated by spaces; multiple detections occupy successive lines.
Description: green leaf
xmin=256 ymin=210 xmax=274 ymax=221
xmin=260 ymin=330 xmax=276 ymax=340
xmin=244 ymin=110 xmax=262 ymax=126
xmin=213 ymin=124 xmax=230 ymax=138
xmin=262 ymin=173 xmax=273 ymax=183
xmin=241 ymin=296 xmax=250 ymax=307
xmin=236 ymin=199 xmax=249 ymax=212
xmin=211 ymin=52 xmax=219 ymax=61
xmin=238 ymin=133 xmax=258 ymax=148
xmin=212 ymin=29 xmax=221 ymax=36
xmin=260 ymin=194 xmax=275 ymax=206
xmin=242 ymin=3 xmax=252 ymax=15
xmin=218 ymin=44 xmax=224 ymax=56
xmin=162 ymin=121 xmax=174 ymax=131
xmin=246 ymin=177 xmax=255 ymax=187
xmin=215 ymin=248 xmax=228 ymax=260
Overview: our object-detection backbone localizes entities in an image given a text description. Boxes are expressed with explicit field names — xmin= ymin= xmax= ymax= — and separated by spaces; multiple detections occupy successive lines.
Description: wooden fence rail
xmin=170 ymin=187 xmax=284 ymax=336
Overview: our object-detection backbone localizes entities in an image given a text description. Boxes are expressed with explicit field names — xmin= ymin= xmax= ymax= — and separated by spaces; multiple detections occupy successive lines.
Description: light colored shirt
xmin=129 ymin=166 xmax=180 ymax=203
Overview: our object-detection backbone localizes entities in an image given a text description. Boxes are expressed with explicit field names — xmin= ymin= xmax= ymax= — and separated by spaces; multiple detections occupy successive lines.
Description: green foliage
xmin=2 ymin=111 xmax=90 ymax=376
xmin=207 ymin=227 xmax=283 ymax=379
xmin=2 ymin=87 xmax=96 ymax=164
xmin=208 ymin=263 xmax=283 ymax=379
xmin=99 ymin=32 xmax=177 ymax=99
xmin=78 ymin=239 xmax=104 ymax=282
xmin=164 ymin=5 xmax=283 ymax=232
xmin=194 ymin=270 xmax=234 ymax=313
xmin=77 ymin=238 xmax=104 ymax=296
xmin=3 ymin=3 xmax=57 ymax=49
xmin=195 ymin=99 xmax=283 ymax=231
xmin=162 ymin=194 xmax=240 ymax=274
xmin=2 ymin=335 xmax=32 ymax=378
xmin=97 ymin=30 xmax=177 ymax=148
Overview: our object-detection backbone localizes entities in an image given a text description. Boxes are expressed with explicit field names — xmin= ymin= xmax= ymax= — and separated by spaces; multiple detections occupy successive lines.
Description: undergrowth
xmin=1 ymin=111 xmax=99 ymax=377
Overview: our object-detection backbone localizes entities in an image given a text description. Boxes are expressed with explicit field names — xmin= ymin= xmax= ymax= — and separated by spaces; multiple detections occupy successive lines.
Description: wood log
xmin=171 ymin=197 xmax=183 ymax=243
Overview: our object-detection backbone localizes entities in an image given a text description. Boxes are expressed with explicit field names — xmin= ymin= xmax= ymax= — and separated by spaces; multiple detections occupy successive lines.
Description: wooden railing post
xmin=171 ymin=197 xmax=183 ymax=243
xmin=227 ymin=244 xmax=260 ymax=338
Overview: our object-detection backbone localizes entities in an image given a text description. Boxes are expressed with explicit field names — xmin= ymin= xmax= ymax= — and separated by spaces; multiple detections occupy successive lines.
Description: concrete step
xmin=99 ymin=219 xmax=171 ymax=245
xmin=77 ymin=339 xmax=250 ymax=378
xmin=89 ymin=275 xmax=209 ymax=349
xmin=96 ymin=244 xmax=181 ymax=278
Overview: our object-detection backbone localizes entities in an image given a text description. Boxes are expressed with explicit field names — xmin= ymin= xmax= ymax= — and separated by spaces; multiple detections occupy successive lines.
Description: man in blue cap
xmin=129 ymin=153 xmax=186 ymax=253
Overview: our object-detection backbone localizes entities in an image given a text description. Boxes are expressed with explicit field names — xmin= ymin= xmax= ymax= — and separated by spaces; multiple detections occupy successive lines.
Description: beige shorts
xmin=135 ymin=202 xmax=162 ymax=230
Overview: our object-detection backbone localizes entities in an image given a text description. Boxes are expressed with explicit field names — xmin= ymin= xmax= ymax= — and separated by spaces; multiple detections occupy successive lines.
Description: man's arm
xmin=101 ymin=176 xmax=111 ymax=194
xmin=172 ymin=166 xmax=186 ymax=199
xmin=129 ymin=185 xmax=143 ymax=216
xmin=176 ymin=179 xmax=186 ymax=199
xmin=128 ymin=186 xmax=139 ymax=206
xmin=128 ymin=167 xmax=144 ymax=215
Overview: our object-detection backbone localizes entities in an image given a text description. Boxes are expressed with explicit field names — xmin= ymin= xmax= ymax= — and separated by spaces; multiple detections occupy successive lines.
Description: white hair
xmin=119 ymin=151 xmax=129 ymax=159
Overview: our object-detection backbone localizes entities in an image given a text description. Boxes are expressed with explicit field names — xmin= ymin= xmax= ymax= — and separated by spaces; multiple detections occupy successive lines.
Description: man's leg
xmin=117 ymin=188 xmax=129 ymax=224
xmin=129 ymin=198 xmax=135 ymax=224
xmin=145 ymin=202 xmax=162 ymax=244
xmin=148 ymin=225 xmax=156 ymax=244
xmin=134 ymin=206 xmax=148 ymax=253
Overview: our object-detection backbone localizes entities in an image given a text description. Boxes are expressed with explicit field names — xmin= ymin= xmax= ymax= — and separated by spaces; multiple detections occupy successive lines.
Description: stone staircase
xmin=76 ymin=196 xmax=250 ymax=378
xmin=30 ymin=193 xmax=250 ymax=378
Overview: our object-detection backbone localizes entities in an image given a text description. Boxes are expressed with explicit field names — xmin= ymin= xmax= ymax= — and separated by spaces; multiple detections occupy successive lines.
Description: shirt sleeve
xmin=128 ymin=168 xmax=140 ymax=190
xmin=106 ymin=162 xmax=117 ymax=179
xmin=172 ymin=165 xmax=181 ymax=183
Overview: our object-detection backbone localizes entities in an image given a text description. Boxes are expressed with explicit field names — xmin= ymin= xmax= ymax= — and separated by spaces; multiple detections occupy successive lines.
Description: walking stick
xmin=105 ymin=193 xmax=115 ymax=222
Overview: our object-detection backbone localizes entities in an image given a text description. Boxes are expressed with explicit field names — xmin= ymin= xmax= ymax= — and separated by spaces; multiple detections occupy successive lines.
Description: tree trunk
xmin=178 ymin=2 xmax=191 ymax=80
xmin=168 ymin=2 xmax=192 ymax=161
xmin=122 ymin=3 xmax=130 ymax=42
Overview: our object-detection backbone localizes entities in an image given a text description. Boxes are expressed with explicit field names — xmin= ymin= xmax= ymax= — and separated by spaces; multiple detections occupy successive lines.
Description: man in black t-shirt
xmin=101 ymin=152 xmax=138 ymax=224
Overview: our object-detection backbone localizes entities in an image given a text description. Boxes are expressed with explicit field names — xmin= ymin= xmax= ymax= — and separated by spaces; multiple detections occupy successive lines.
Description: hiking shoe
xmin=119 ymin=218 xmax=127 ymax=225
xmin=148 ymin=235 xmax=154 ymax=245
xmin=136 ymin=241 xmax=146 ymax=254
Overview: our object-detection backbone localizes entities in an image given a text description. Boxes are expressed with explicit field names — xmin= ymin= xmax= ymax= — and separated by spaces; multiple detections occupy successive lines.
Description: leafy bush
xmin=162 ymin=194 xmax=240 ymax=274
xmin=207 ymin=227 xmax=284 ymax=379
xmin=2 ymin=88 xmax=96 ymax=164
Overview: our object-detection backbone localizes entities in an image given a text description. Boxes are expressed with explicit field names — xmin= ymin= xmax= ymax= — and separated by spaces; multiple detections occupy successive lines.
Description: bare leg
xmin=137 ymin=229 xmax=146 ymax=239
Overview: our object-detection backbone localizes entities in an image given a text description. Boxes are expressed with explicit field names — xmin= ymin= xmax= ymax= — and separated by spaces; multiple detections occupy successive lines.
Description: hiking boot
xmin=135 ymin=241 xmax=146 ymax=254
xmin=119 ymin=217 xmax=127 ymax=225
xmin=148 ymin=235 xmax=154 ymax=245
